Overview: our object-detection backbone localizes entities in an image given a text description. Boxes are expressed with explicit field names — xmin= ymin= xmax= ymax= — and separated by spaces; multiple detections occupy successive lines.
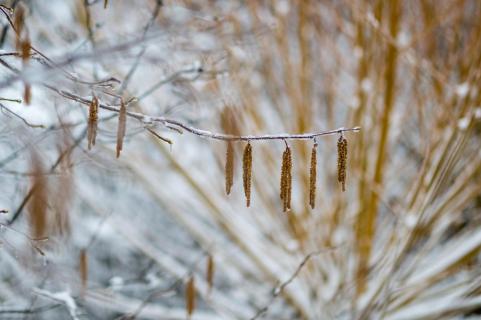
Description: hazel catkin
xmin=225 ymin=142 xmax=234 ymax=195
xmin=280 ymin=144 xmax=292 ymax=212
xmin=242 ymin=142 xmax=252 ymax=207
xmin=87 ymin=96 xmax=99 ymax=150
xmin=337 ymin=136 xmax=347 ymax=191
xmin=309 ymin=142 xmax=317 ymax=209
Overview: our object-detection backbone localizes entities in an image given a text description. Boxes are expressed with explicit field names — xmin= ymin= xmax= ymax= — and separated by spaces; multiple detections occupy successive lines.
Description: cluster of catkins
xmin=225 ymin=137 xmax=347 ymax=210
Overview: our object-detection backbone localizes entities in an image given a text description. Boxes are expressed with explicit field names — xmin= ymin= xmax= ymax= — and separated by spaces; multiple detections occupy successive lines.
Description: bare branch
xmin=48 ymin=86 xmax=361 ymax=142
xmin=250 ymin=247 xmax=340 ymax=320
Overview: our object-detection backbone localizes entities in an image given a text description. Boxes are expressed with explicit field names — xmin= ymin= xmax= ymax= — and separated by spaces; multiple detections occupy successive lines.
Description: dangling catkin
xmin=225 ymin=142 xmax=234 ymax=195
xmin=309 ymin=142 xmax=317 ymax=209
xmin=286 ymin=146 xmax=292 ymax=211
xmin=20 ymin=38 xmax=30 ymax=63
xmin=280 ymin=145 xmax=292 ymax=212
xmin=116 ymin=99 xmax=126 ymax=158
xmin=337 ymin=136 xmax=347 ymax=191
xmin=206 ymin=254 xmax=214 ymax=294
xmin=21 ymin=35 xmax=31 ymax=106
xmin=79 ymin=249 xmax=88 ymax=298
xmin=23 ymin=84 xmax=31 ymax=105
xmin=28 ymin=151 xmax=47 ymax=239
xmin=186 ymin=275 xmax=195 ymax=318
xmin=14 ymin=5 xmax=25 ymax=51
xmin=87 ymin=96 xmax=99 ymax=150
xmin=280 ymin=148 xmax=287 ymax=200
xmin=242 ymin=142 xmax=252 ymax=207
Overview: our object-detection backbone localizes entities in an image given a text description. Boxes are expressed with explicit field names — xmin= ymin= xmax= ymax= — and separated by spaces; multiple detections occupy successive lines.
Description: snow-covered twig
xmin=32 ymin=289 xmax=80 ymax=320
xmin=48 ymin=87 xmax=361 ymax=142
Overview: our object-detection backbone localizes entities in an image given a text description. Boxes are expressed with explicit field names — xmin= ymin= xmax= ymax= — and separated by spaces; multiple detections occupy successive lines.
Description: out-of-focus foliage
xmin=1 ymin=0 xmax=481 ymax=319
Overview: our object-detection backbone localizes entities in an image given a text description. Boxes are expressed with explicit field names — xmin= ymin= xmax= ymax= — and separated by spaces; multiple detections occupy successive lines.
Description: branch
xmin=8 ymin=128 xmax=86 ymax=225
xmin=0 ymin=304 xmax=61 ymax=315
xmin=32 ymin=289 xmax=80 ymax=320
xmin=0 ymin=103 xmax=45 ymax=128
xmin=0 ymin=24 xmax=360 ymax=142
xmin=48 ymin=87 xmax=361 ymax=142
xmin=250 ymin=247 xmax=340 ymax=320
xmin=0 ymin=222 xmax=48 ymax=256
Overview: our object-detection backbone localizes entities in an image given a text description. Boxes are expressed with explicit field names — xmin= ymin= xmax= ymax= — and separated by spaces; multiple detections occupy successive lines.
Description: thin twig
xmin=0 ymin=222 xmax=48 ymax=256
xmin=48 ymin=85 xmax=362 ymax=142
xmin=0 ymin=303 xmax=61 ymax=315
xmin=146 ymin=127 xmax=173 ymax=145
xmin=250 ymin=247 xmax=340 ymax=320
xmin=8 ymin=128 xmax=86 ymax=225
xmin=32 ymin=289 xmax=80 ymax=320
xmin=117 ymin=250 xmax=210 ymax=320
xmin=136 ymin=67 xmax=200 ymax=101
xmin=0 ymin=97 xmax=21 ymax=103
xmin=0 ymin=102 xmax=45 ymax=128
xmin=118 ymin=0 xmax=163 ymax=94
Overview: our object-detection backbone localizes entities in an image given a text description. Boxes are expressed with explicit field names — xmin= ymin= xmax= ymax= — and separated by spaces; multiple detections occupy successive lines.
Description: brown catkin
xmin=28 ymin=151 xmax=47 ymax=239
xmin=280 ymin=148 xmax=288 ymax=200
xmin=20 ymin=38 xmax=30 ymax=63
xmin=186 ymin=275 xmax=195 ymax=318
xmin=14 ymin=5 xmax=25 ymax=50
xmin=116 ymin=99 xmax=126 ymax=158
xmin=280 ymin=145 xmax=292 ymax=212
xmin=286 ymin=146 xmax=292 ymax=211
xmin=23 ymin=84 xmax=31 ymax=105
xmin=21 ymin=34 xmax=31 ymax=106
xmin=206 ymin=254 xmax=214 ymax=294
xmin=87 ymin=96 xmax=99 ymax=150
xmin=79 ymin=249 xmax=88 ymax=298
xmin=242 ymin=142 xmax=252 ymax=207
xmin=309 ymin=142 xmax=317 ymax=209
xmin=225 ymin=142 xmax=234 ymax=195
xmin=337 ymin=136 xmax=347 ymax=191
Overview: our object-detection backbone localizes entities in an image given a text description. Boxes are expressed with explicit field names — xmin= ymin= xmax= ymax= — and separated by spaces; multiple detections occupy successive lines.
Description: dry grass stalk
xmin=206 ymin=254 xmax=214 ymax=294
xmin=225 ymin=142 xmax=234 ymax=195
xmin=104 ymin=0 xmax=108 ymax=9
xmin=116 ymin=98 xmax=126 ymax=158
xmin=87 ymin=96 xmax=99 ymax=150
xmin=280 ymin=145 xmax=292 ymax=212
xmin=309 ymin=142 xmax=317 ymax=209
xmin=337 ymin=136 xmax=347 ymax=192
xmin=242 ymin=142 xmax=252 ymax=207
xmin=185 ymin=275 xmax=196 ymax=318
xmin=79 ymin=249 xmax=88 ymax=298
xmin=28 ymin=152 xmax=47 ymax=239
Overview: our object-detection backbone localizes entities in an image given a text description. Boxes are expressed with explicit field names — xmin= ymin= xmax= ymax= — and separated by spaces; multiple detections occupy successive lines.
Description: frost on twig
xmin=33 ymin=289 xmax=80 ymax=320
